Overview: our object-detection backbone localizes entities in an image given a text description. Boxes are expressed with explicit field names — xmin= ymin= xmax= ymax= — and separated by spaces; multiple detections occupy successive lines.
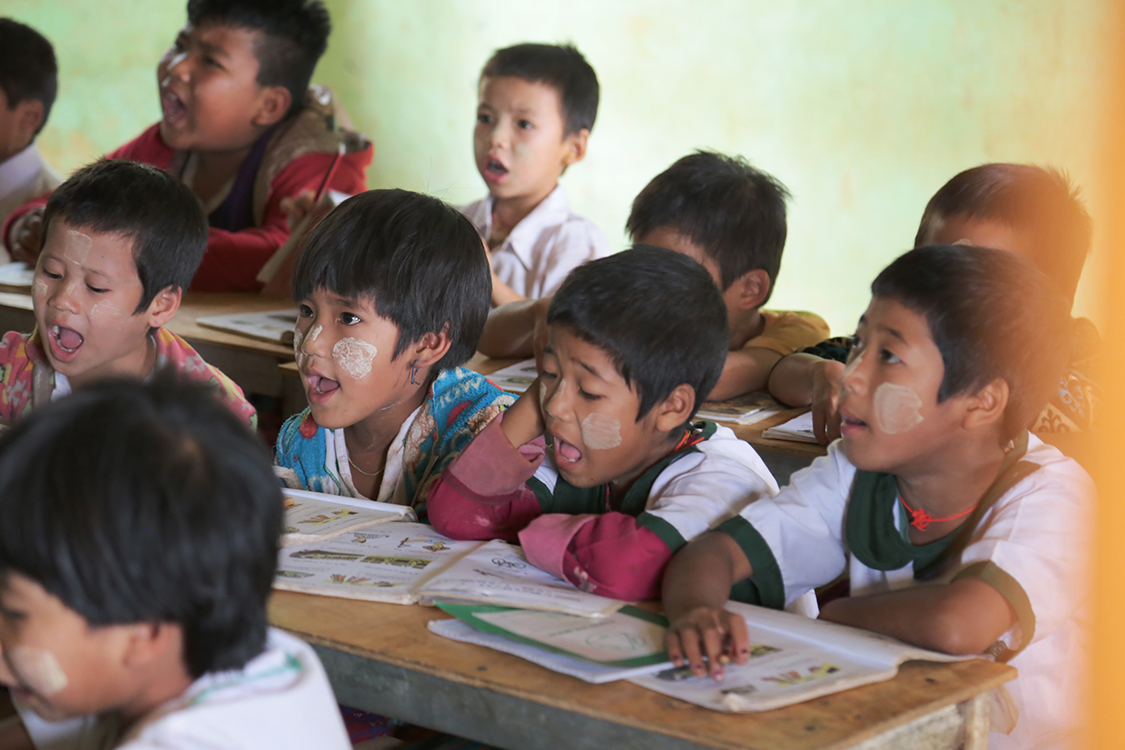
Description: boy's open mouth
xmin=50 ymin=325 xmax=83 ymax=354
xmin=161 ymin=91 xmax=188 ymax=126
xmin=306 ymin=374 xmax=340 ymax=398
xmin=485 ymin=158 xmax=508 ymax=177
xmin=552 ymin=435 xmax=582 ymax=464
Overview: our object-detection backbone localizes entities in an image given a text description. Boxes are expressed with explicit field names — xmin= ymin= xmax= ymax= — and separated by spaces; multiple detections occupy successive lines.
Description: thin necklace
xmin=348 ymin=456 xmax=384 ymax=478
xmin=898 ymin=495 xmax=976 ymax=532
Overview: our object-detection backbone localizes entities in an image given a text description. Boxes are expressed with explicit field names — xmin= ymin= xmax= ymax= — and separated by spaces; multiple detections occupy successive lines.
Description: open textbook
xmin=197 ymin=309 xmax=299 ymax=346
xmin=0 ymin=262 xmax=33 ymax=290
xmin=281 ymin=488 xmax=414 ymax=546
xmin=761 ymin=410 xmax=818 ymax=444
xmin=697 ymin=391 xmax=785 ymax=425
xmin=486 ymin=358 xmax=538 ymax=394
xmin=434 ymin=600 xmax=968 ymax=712
xmin=275 ymin=521 xmax=623 ymax=617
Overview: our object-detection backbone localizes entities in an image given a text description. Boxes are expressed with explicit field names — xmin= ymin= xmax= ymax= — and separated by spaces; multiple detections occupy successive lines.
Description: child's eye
xmin=86 ymin=284 xmax=108 ymax=294
xmin=476 ymin=113 xmax=492 ymax=125
xmin=297 ymin=304 xmax=314 ymax=318
xmin=540 ymin=370 xmax=558 ymax=381
xmin=204 ymin=55 xmax=222 ymax=69
xmin=43 ymin=270 xmax=61 ymax=280
xmin=517 ymin=119 xmax=534 ymax=130
xmin=879 ymin=348 xmax=901 ymax=364
xmin=578 ymin=389 xmax=602 ymax=402
xmin=339 ymin=312 xmax=361 ymax=326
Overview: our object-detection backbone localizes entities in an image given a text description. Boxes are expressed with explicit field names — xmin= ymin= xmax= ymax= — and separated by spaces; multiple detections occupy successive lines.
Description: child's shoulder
xmin=153 ymin=328 xmax=257 ymax=426
xmin=260 ymin=86 xmax=372 ymax=184
xmin=998 ymin=434 xmax=1095 ymax=508
xmin=653 ymin=421 xmax=781 ymax=496
xmin=750 ymin=309 xmax=832 ymax=354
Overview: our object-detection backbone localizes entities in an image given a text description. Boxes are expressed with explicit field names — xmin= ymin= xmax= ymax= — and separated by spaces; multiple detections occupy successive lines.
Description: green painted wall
xmin=2 ymin=0 xmax=1113 ymax=332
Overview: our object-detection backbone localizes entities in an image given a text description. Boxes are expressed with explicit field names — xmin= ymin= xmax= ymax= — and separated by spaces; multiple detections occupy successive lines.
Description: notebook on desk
xmin=197 ymin=309 xmax=299 ymax=346
xmin=761 ymin=411 xmax=819 ymax=443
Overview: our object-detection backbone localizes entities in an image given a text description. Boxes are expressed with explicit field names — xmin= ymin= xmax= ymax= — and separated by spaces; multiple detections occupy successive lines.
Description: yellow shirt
xmin=742 ymin=310 xmax=830 ymax=355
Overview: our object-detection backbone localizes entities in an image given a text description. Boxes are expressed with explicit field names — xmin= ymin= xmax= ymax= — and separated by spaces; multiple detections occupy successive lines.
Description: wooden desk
xmin=271 ymin=591 xmax=1013 ymax=750
xmin=0 ymin=291 xmax=295 ymax=398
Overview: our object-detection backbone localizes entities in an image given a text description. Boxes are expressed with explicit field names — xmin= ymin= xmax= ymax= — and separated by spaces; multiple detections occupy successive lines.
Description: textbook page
xmin=281 ymin=489 xmax=414 ymax=546
xmin=416 ymin=539 xmax=624 ymax=617
xmin=697 ymin=392 xmax=785 ymax=425
xmin=275 ymin=522 xmax=482 ymax=604
xmin=761 ymin=410 xmax=818 ymax=443
xmin=487 ymin=358 xmax=538 ymax=394
xmin=629 ymin=601 xmax=969 ymax=712
xmin=0 ymin=262 xmax=33 ymax=290
xmin=197 ymin=309 xmax=299 ymax=346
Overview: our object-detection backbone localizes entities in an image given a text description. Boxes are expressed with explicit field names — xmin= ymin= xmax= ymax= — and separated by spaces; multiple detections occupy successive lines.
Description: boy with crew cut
xmin=0 ymin=375 xmax=349 ymax=750
xmin=0 ymin=159 xmax=256 ymax=427
xmin=427 ymin=246 xmax=779 ymax=602
xmin=665 ymin=245 xmax=1092 ymax=750
xmin=477 ymin=152 xmax=829 ymax=400
xmin=0 ymin=18 xmax=61 ymax=262
xmin=463 ymin=42 xmax=609 ymax=306
xmin=769 ymin=163 xmax=1097 ymax=444
xmin=4 ymin=0 xmax=371 ymax=292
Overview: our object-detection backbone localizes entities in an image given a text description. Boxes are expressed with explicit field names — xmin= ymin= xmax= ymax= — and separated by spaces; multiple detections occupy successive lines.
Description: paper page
xmin=761 ymin=411 xmax=819 ymax=443
xmin=0 ymin=262 xmax=34 ymax=289
xmin=196 ymin=309 xmax=299 ymax=345
xmin=427 ymin=618 xmax=670 ymax=684
xmin=697 ymin=391 xmax=784 ymax=424
xmin=416 ymin=540 xmax=624 ymax=617
xmin=274 ymin=522 xmax=481 ymax=604
xmin=451 ymin=605 xmax=669 ymax=668
xmin=486 ymin=358 xmax=538 ymax=394
xmin=281 ymin=489 xmax=413 ymax=546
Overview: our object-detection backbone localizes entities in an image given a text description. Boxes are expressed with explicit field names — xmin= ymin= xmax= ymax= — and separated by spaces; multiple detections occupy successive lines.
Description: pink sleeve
xmin=426 ymin=416 xmax=545 ymax=542
xmin=519 ymin=512 xmax=674 ymax=601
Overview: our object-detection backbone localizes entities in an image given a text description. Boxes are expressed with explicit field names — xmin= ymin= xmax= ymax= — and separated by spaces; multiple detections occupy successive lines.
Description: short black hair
xmin=627 ymin=151 xmax=790 ymax=302
xmin=0 ymin=18 xmax=58 ymax=136
xmin=547 ymin=245 xmax=729 ymax=422
xmin=0 ymin=374 xmax=282 ymax=678
xmin=41 ymin=159 xmax=208 ymax=312
xmin=914 ymin=163 xmax=1092 ymax=305
xmin=871 ymin=244 xmax=1071 ymax=440
xmin=187 ymin=0 xmax=331 ymax=116
xmin=293 ymin=189 xmax=491 ymax=371
xmin=481 ymin=43 xmax=599 ymax=136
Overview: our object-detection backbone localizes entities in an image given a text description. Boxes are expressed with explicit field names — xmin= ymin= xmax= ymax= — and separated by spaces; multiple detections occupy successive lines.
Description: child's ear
xmin=962 ymin=377 xmax=1009 ymax=433
xmin=560 ymin=128 xmax=589 ymax=172
xmin=730 ymin=269 xmax=771 ymax=311
xmin=252 ymin=86 xmax=293 ymax=128
xmin=653 ymin=383 xmax=697 ymax=433
xmin=143 ymin=286 xmax=183 ymax=329
xmin=16 ymin=100 xmax=44 ymax=141
xmin=119 ymin=622 xmax=187 ymax=676
xmin=412 ymin=324 xmax=453 ymax=369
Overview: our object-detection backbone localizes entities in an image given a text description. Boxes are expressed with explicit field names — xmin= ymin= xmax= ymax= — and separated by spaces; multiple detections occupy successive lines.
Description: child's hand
xmin=279 ymin=190 xmax=321 ymax=232
xmin=500 ymin=376 xmax=547 ymax=449
xmin=665 ymin=606 xmax=750 ymax=681
xmin=810 ymin=358 xmax=846 ymax=445
xmin=8 ymin=207 xmax=45 ymax=265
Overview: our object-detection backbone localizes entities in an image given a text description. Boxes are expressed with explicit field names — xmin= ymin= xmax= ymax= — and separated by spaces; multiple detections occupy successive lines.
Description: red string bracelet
xmin=899 ymin=496 xmax=976 ymax=532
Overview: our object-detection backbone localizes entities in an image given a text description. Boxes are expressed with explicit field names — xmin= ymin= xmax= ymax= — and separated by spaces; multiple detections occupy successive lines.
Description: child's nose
xmin=48 ymin=280 xmax=81 ymax=314
xmin=299 ymin=321 xmax=330 ymax=358
xmin=543 ymin=378 xmax=572 ymax=420
xmin=164 ymin=50 xmax=191 ymax=80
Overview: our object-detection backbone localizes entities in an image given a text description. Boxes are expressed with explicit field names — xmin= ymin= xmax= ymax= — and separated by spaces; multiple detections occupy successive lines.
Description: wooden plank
xmin=270 ymin=591 xmax=1013 ymax=750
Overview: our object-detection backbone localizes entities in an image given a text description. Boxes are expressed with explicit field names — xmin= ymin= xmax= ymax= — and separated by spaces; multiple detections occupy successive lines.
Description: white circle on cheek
xmin=332 ymin=337 xmax=378 ymax=379
xmin=581 ymin=413 xmax=622 ymax=450
xmin=10 ymin=646 xmax=68 ymax=696
xmin=873 ymin=383 xmax=924 ymax=434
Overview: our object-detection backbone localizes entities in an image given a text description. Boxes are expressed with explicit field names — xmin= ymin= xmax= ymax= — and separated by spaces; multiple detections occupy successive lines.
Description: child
xmin=0 ymin=18 xmax=60 ymax=262
xmin=462 ymin=42 xmax=609 ymax=305
xmin=0 ymin=159 xmax=256 ymax=426
xmin=477 ymin=152 xmax=830 ymax=401
xmin=427 ymin=246 xmax=780 ymax=602
xmin=275 ymin=188 xmax=513 ymax=512
xmin=0 ymin=375 xmax=350 ymax=749
xmin=4 ymin=0 xmax=371 ymax=292
xmin=768 ymin=164 xmax=1096 ymax=444
xmin=664 ymin=245 xmax=1091 ymax=750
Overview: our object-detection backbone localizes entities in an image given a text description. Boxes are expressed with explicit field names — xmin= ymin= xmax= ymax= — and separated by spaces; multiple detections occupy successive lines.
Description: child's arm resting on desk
xmin=706 ymin=346 xmax=785 ymax=402
xmin=427 ymin=384 xmax=547 ymax=541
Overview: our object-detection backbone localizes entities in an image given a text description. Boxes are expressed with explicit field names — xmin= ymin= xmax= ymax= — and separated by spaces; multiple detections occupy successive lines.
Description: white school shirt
xmin=462 ymin=185 xmax=610 ymax=299
xmin=323 ymin=404 xmax=423 ymax=504
xmin=18 ymin=628 xmax=350 ymax=750
xmin=0 ymin=143 xmax=61 ymax=262
xmin=720 ymin=436 xmax=1093 ymax=750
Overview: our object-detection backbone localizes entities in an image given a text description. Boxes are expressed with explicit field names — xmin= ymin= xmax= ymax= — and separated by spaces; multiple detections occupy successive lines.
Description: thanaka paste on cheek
xmin=581 ymin=413 xmax=622 ymax=450
xmin=333 ymin=337 xmax=378 ymax=379
xmin=292 ymin=327 xmax=306 ymax=369
xmin=10 ymin=646 xmax=68 ymax=696
xmin=873 ymin=383 xmax=924 ymax=434
xmin=32 ymin=278 xmax=46 ymax=301
xmin=512 ymin=142 xmax=533 ymax=162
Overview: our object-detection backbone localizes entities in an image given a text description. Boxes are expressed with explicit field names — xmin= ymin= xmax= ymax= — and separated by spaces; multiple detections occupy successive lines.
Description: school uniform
xmin=0 ymin=142 xmax=61 ymax=262
xmin=462 ymin=185 xmax=610 ymax=299
xmin=717 ymin=433 xmax=1093 ymax=750
xmin=427 ymin=418 xmax=779 ymax=601
xmin=742 ymin=309 xmax=830 ymax=355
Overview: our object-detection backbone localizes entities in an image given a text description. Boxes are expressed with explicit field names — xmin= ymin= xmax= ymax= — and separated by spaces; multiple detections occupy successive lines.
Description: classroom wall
xmin=4 ymin=0 xmax=1114 ymax=333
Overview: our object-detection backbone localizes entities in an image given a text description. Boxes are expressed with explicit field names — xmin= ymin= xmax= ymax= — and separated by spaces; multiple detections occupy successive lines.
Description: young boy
xmin=0 ymin=375 xmax=350 ymax=749
xmin=665 ymin=245 xmax=1091 ymax=750
xmin=427 ymin=246 xmax=780 ymax=602
xmin=4 ymin=0 xmax=371 ymax=292
xmin=0 ymin=18 xmax=61 ymax=262
xmin=0 ymin=159 xmax=256 ymax=426
xmin=275 ymin=188 xmax=513 ymax=512
xmin=477 ymin=152 xmax=830 ymax=401
xmin=769 ymin=163 xmax=1095 ymax=444
xmin=462 ymin=42 xmax=609 ymax=305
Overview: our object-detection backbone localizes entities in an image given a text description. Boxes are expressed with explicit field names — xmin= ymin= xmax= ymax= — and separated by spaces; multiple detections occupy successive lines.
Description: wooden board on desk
xmin=271 ymin=590 xmax=1013 ymax=750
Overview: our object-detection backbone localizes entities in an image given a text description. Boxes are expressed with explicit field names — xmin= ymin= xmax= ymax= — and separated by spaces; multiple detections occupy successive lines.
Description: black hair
xmin=871 ymin=244 xmax=1071 ymax=440
xmin=187 ymin=0 xmax=331 ymax=117
xmin=0 ymin=374 xmax=282 ymax=678
xmin=41 ymin=159 xmax=208 ymax=312
xmin=293 ymin=189 xmax=491 ymax=370
xmin=914 ymin=163 xmax=1092 ymax=305
xmin=547 ymin=245 xmax=729 ymax=422
xmin=481 ymin=43 xmax=599 ymax=136
xmin=0 ymin=18 xmax=58 ymax=137
xmin=626 ymin=151 xmax=790 ymax=302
